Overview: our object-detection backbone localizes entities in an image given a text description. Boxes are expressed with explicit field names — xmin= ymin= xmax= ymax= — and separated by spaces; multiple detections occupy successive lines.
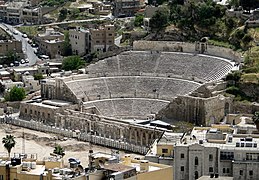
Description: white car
xmin=22 ymin=34 xmax=28 ymax=38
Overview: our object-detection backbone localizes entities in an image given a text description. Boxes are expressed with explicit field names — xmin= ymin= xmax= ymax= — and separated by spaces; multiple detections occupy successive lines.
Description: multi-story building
xmin=21 ymin=7 xmax=42 ymax=25
xmin=89 ymin=2 xmax=112 ymax=16
xmin=0 ymin=153 xmax=86 ymax=180
xmin=0 ymin=1 xmax=42 ymax=25
xmin=88 ymin=151 xmax=173 ymax=180
xmin=113 ymin=0 xmax=141 ymax=17
xmin=69 ymin=27 xmax=90 ymax=56
xmin=35 ymin=28 xmax=64 ymax=59
xmin=174 ymin=126 xmax=259 ymax=180
xmin=0 ymin=39 xmax=23 ymax=59
xmin=89 ymin=24 xmax=115 ymax=53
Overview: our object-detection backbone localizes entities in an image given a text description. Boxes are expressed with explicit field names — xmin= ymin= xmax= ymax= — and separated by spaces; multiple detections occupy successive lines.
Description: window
xmin=0 ymin=175 xmax=4 ymax=180
xmin=223 ymin=168 xmax=225 ymax=173
xmin=226 ymin=168 xmax=229 ymax=173
xmin=195 ymin=157 xmax=198 ymax=166
xmin=96 ymin=40 xmax=100 ymax=43
xmin=240 ymin=170 xmax=243 ymax=176
xmin=25 ymin=108 xmax=27 ymax=114
xmin=181 ymin=166 xmax=184 ymax=171
xmin=209 ymin=167 xmax=213 ymax=173
xmin=209 ymin=154 xmax=213 ymax=161
xmin=195 ymin=171 xmax=198 ymax=179
xmin=109 ymin=33 xmax=112 ymax=36
xmin=162 ymin=148 xmax=168 ymax=153
xmin=220 ymin=151 xmax=234 ymax=160
xmin=181 ymin=153 xmax=184 ymax=159
xmin=249 ymin=170 xmax=253 ymax=176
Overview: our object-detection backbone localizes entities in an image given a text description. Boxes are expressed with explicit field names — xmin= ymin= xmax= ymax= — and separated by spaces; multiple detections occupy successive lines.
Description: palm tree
xmin=252 ymin=112 xmax=259 ymax=131
xmin=2 ymin=135 xmax=16 ymax=157
xmin=53 ymin=145 xmax=65 ymax=157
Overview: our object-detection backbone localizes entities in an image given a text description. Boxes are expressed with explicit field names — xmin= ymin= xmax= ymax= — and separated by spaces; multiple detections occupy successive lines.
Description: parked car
xmin=14 ymin=61 xmax=20 ymax=66
xmin=22 ymin=34 xmax=28 ymax=38
xmin=21 ymin=59 xmax=25 ymax=64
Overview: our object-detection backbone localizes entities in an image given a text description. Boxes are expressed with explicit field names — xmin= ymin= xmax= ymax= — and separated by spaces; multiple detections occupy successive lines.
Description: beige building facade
xmin=90 ymin=25 xmax=115 ymax=53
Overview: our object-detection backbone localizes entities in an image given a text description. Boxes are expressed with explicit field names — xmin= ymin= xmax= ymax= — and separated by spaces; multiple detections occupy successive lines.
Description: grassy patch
xmin=208 ymin=39 xmax=234 ymax=49
xmin=241 ymin=73 xmax=259 ymax=83
xmin=17 ymin=26 xmax=39 ymax=38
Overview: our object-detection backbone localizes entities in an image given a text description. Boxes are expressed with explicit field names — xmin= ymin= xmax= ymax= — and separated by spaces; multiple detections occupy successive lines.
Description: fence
xmin=4 ymin=117 xmax=148 ymax=155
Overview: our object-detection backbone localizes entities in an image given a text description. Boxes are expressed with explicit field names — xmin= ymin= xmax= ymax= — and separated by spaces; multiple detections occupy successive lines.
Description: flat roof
xmin=104 ymin=163 xmax=135 ymax=172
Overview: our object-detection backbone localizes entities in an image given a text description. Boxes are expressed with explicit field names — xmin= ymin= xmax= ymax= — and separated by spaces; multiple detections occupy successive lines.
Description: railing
xmin=4 ymin=117 xmax=148 ymax=155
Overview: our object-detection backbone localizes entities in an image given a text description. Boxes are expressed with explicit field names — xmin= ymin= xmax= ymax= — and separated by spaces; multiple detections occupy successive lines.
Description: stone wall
xmin=157 ymin=95 xmax=232 ymax=126
xmin=133 ymin=41 xmax=242 ymax=62
xmin=232 ymin=101 xmax=259 ymax=114
xmin=54 ymin=109 xmax=164 ymax=148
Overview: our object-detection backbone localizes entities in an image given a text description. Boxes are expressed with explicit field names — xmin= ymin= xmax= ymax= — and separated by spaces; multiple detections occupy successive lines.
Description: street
xmin=0 ymin=23 xmax=39 ymax=66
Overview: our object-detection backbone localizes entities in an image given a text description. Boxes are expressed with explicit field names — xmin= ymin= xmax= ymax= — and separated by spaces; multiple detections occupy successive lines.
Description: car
xmin=0 ymin=65 xmax=3 ymax=69
xmin=14 ymin=61 xmax=20 ymax=66
xmin=20 ymin=59 xmax=25 ymax=64
xmin=27 ymin=40 xmax=32 ymax=44
xmin=10 ymin=63 xmax=14 ymax=67
xmin=22 ymin=34 xmax=28 ymax=38
xmin=25 ymin=59 xmax=29 ymax=63
xmin=40 ymin=55 xmax=50 ymax=60
xmin=68 ymin=157 xmax=80 ymax=164
xmin=31 ymin=43 xmax=37 ymax=47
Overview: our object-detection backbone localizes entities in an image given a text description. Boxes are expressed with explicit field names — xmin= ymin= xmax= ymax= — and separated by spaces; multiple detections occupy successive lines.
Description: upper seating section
xmin=65 ymin=76 xmax=200 ymax=102
xmin=86 ymin=51 xmax=233 ymax=82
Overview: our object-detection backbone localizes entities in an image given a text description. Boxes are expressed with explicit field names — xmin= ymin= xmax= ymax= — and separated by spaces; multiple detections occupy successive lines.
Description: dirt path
xmin=0 ymin=124 xmax=140 ymax=167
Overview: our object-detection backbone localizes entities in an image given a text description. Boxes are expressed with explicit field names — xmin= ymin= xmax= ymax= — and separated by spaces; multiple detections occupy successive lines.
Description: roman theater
xmin=17 ymin=41 xmax=239 ymax=154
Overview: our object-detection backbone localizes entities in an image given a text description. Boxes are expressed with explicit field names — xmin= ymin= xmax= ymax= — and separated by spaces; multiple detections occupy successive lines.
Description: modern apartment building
xmin=69 ymin=28 xmax=90 ymax=56
xmin=113 ymin=0 xmax=141 ymax=17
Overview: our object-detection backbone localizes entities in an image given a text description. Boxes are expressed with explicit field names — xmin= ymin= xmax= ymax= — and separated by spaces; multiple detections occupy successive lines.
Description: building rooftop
xmin=198 ymin=175 xmax=233 ymax=180
xmin=104 ymin=163 xmax=135 ymax=172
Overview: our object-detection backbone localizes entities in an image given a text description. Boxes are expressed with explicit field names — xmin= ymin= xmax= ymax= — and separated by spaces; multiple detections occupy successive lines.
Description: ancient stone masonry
xmin=156 ymin=95 xmax=232 ymax=126
xmin=19 ymin=47 xmax=236 ymax=152
xmin=54 ymin=109 xmax=164 ymax=148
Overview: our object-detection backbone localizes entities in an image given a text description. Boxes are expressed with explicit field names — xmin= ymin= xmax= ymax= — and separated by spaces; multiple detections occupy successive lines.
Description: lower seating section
xmin=65 ymin=76 xmax=200 ymax=102
xmin=83 ymin=98 xmax=170 ymax=119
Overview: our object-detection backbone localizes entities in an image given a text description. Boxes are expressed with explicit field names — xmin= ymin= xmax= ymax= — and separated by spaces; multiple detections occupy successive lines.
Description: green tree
xmin=53 ymin=144 xmax=65 ymax=157
xmin=62 ymin=56 xmax=84 ymax=71
xmin=5 ymin=86 xmax=26 ymax=102
xmin=33 ymin=73 xmax=44 ymax=80
xmin=134 ymin=14 xmax=144 ymax=27
xmin=149 ymin=9 xmax=169 ymax=30
xmin=58 ymin=8 xmax=68 ymax=21
xmin=5 ymin=51 xmax=17 ymax=65
xmin=241 ymin=34 xmax=253 ymax=50
xmin=62 ymin=31 xmax=72 ymax=56
xmin=2 ymin=135 xmax=16 ymax=157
